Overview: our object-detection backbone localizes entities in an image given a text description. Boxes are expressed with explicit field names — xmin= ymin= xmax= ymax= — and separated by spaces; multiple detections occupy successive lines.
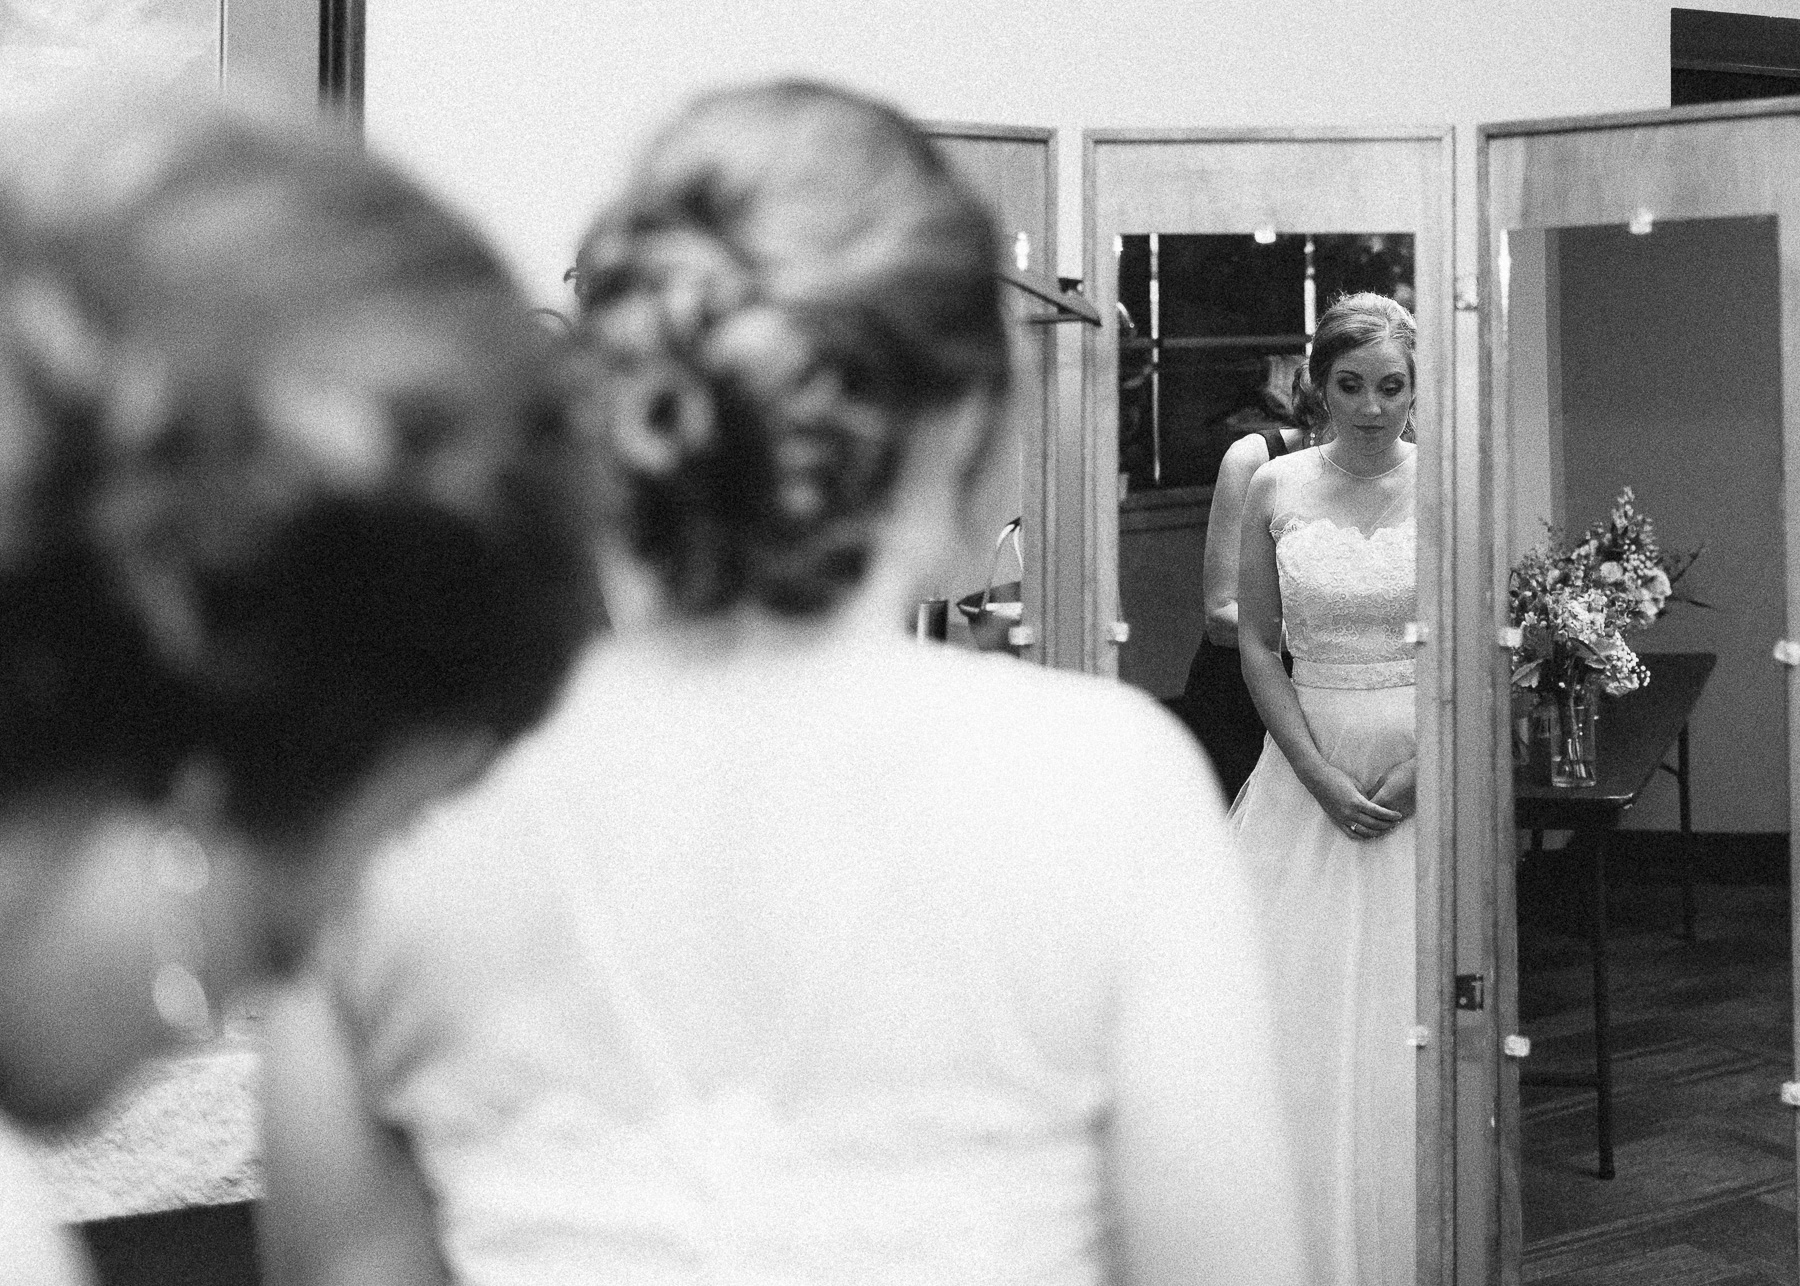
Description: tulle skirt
xmin=1230 ymin=681 xmax=1416 ymax=1286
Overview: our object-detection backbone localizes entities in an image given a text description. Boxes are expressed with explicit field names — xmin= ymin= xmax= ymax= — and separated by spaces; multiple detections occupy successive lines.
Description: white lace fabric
xmin=1267 ymin=449 xmax=1417 ymax=690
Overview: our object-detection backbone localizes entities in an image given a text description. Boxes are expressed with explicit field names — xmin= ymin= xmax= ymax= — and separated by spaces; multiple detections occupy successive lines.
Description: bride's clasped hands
xmin=1306 ymin=757 xmax=1412 ymax=840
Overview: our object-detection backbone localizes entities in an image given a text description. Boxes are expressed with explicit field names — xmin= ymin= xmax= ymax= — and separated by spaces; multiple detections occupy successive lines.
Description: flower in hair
xmin=638 ymin=228 xmax=753 ymax=350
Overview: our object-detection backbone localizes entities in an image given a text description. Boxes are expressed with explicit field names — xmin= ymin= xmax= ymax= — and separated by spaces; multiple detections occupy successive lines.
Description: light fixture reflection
xmin=1253 ymin=226 xmax=1278 ymax=245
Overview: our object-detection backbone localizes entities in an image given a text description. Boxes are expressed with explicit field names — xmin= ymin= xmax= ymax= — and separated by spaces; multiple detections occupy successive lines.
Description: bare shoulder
xmin=1242 ymin=445 xmax=1299 ymax=508
xmin=1211 ymin=435 xmax=1276 ymax=507
xmin=1254 ymin=442 xmax=1318 ymax=481
xmin=1219 ymin=432 xmax=1275 ymax=471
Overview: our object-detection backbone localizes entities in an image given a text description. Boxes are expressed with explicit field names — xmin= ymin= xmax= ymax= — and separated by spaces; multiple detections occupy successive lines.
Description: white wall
xmin=1506 ymin=228 xmax=1564 ymax=555
xmin=365 ymin=0 xmax=1799 ymax=301
xmin=1558 ymin=217 xmax=1787 ymax=832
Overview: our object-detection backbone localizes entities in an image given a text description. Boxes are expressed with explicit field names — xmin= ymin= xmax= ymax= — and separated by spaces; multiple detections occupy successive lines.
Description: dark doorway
xmin=1673 ymin=8 xmax=1800 ymax=106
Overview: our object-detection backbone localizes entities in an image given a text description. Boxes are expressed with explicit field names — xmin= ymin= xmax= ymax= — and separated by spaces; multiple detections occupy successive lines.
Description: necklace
xmin=1321 ymin=445 xmax=1410 ymax=480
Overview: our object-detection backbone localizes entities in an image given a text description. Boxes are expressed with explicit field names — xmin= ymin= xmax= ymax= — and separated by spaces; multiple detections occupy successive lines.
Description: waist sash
xmin=1291 ymin=656 xmax=1415 ymax=690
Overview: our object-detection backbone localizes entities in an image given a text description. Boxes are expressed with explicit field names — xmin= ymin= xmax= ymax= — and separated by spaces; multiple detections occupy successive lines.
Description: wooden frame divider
xmin=1083 ymin=127 xmax=1458 ymax=1283
xmin=1477 ymin=95 xmax=1800 ymax=1283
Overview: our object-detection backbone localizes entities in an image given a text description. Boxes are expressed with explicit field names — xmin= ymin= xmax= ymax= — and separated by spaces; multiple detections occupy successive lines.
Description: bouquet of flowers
xmin=1509 ymin=487 xmax=1702 ymax=698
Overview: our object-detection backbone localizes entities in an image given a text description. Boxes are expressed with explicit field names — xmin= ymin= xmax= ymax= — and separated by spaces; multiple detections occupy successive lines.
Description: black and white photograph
xmin=1 ymin=3 xmax=1798 ymax=1284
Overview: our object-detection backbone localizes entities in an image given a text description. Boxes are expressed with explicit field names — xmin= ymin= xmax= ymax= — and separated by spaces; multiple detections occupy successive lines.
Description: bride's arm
xmin=1237 ymin=469 xmax=1403 ymax=838
xmin=1200 ymin=433 xmax=1271 ymax=647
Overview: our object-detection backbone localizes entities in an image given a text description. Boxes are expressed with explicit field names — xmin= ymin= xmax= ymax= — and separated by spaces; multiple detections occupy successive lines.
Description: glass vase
xmin=1511 ymin=687 xmax=1541 ymax=768
xmin=1549 ymin=679 xmax=1599 ymax=788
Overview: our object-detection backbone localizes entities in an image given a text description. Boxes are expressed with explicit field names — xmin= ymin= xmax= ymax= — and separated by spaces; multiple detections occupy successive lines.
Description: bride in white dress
xmin=1232 ymin=291 xmax=1419 ymax=1284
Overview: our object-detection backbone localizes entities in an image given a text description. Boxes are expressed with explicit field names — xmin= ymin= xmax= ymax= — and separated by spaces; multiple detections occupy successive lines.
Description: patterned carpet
xmin=1518 ymin=835 xmax=1797 ymax=1284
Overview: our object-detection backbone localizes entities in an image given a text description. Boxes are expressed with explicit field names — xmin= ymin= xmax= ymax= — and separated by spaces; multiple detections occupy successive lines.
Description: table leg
xmin=1592 ymin=833 xmax=1615 ymax=1180
xmin=1678 ymin=724 xmax=1696 ymax=943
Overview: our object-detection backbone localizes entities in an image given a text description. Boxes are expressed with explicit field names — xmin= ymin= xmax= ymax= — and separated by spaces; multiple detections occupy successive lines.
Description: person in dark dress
xmin=1173 ymin=355 xmax=1317 ymax=799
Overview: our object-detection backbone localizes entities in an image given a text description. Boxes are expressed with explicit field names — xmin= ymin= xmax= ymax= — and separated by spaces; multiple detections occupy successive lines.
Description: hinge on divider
xmin=1781 ymin=1082 xmax=1800 ymax=1108
xmin=1775 ymin=639 xmax=1800 ymax=667
xmin=1454 ymin=274 xmax=1480 ymax=313
xmin=1455 ymin=973 xmax=1485 ymax=1011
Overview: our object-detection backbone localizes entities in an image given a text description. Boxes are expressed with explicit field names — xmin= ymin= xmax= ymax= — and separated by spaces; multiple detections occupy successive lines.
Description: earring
xmin=148 ymin=826 xmax=214 ymax=1039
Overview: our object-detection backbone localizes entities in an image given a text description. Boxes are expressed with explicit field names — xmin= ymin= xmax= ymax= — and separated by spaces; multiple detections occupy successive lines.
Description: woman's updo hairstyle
xmin=573 ymin=79 xmax=1011 ymax=618
xmin=1290 ymin=290 xmax=1417 ymax=438
xmin=0 ymin=106 xmax=601 ymax=848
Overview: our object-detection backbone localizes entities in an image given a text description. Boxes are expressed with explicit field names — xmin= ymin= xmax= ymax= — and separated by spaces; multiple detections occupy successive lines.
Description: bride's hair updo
xmin=571 ymin=79 xmax=1012 ymax=618
xmin=1291 ymin=290 xmax=1417 ymax=438
xmin=0 ymin=107 xmax=600 ymax=846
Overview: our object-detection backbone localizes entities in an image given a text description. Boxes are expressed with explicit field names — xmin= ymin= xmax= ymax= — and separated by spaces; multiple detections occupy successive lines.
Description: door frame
xmin=1082 ymin=127 xmax=1459 ymax=1283
xmin=1476 ymin=95 xmax=1800 ymax=1284
xmin=222 ymin=0 xmax=363 ymax=128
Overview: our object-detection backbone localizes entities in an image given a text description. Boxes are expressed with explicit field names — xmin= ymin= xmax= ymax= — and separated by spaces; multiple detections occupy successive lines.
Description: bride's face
xmin=1325 ymin=337 xmax=1413 ymax=456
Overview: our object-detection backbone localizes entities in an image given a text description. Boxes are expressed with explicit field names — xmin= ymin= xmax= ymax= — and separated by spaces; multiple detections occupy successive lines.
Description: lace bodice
xmin=1268 ymin=448 xmax=1417 ymax=690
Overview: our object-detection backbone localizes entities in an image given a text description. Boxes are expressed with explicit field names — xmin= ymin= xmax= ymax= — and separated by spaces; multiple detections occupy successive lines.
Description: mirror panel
xmin=1114 ymin=230 xmax=1416 ymax=697
xmin=928 ymin=124 xmax=1057 ymax=659
xmin=1086 ymin=129 xmax=1454 ymax=1284
xmin=1506 ymin=212 xmax=1789 ymax=1264
xmin=1480 ymin=101 xmax=1800 ymax=1284
xmin=0 ymin=0 xmax=218 ymax=118
xmin=1510 ymin=216 xmax=1785 ymax=827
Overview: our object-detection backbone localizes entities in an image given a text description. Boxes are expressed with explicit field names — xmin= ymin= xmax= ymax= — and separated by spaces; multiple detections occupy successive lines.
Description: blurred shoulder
xmin=895 ymin=651 xmax=1239 ymax=950
xmin=340 ymin=642 xmax=622 ymax=934
xmin=897 ymin=644 xmax=1222 ymax=809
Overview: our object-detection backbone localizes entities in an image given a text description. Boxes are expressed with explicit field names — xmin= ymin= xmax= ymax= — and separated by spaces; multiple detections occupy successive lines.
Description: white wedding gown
xmin=1230 ymin=446 xmax=1417 ymax=1284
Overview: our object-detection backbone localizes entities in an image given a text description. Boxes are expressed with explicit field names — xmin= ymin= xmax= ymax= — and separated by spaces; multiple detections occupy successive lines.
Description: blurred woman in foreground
xmin=261 ymin=79 xmax=1305 ymax=1284
xmin=0 ymin=103 xmax=597 ymax=1280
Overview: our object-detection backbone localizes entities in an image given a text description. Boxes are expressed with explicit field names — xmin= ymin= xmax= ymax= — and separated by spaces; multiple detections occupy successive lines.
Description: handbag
xmin=956 ymin=517 xmax=1025 ymax=655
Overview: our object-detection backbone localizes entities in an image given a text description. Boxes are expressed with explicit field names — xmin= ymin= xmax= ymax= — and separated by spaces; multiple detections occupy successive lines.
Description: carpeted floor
xmin=1518 ymin=833 xmax=1797 ymax=1285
